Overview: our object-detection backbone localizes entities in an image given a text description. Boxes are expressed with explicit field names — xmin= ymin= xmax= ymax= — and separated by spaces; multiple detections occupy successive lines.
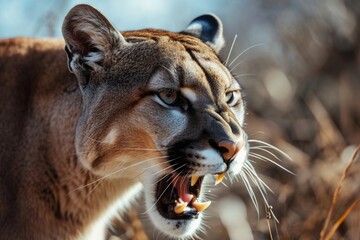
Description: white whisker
xmin=131 ymin=157 xmax=180 ymax=181
xmin=244 ymin=161 xmax=273 ymax=194
xmin=250 ymin=146 xmax=283 ymax=162
xmin=229 ymin=59 xmax=246 ymax=73
xmin=150 ymin=161 xmax=183 ymax=186
xmin=160 ymin=64 xmax=176 ymax=76
xmin=117 ymin=147 xmax=166 ymax=152
xmin=233 ymin=73 xmax=256 ymax=78
xmin=239 ymin=171 xmax=259 ymax=213
xmin=228 ymin=43 xmax=265 ymax=67
xmin=143 ymin=164 xmax=186 ymax=214
xmin=84 ymin=178 xmax=103 ymax=199
xmin=242 ymin=166 xmax=269 ymax=211
xmin=249 ymin=153 xmax=294 ymax=175
xmin=224 ymin=34 xmax=238 ymax=66
xmin=67 ymin=155 xmax=169 ymax=194
xmin=170 ymin=173 xmax=183 ymax=201
xmin=242 ymin=161 xmax=280 ymax=223
xmin=248 ymin=139 xmax=292 ymax=160
xmin=220 ymin=180 xmax=229 ymax=188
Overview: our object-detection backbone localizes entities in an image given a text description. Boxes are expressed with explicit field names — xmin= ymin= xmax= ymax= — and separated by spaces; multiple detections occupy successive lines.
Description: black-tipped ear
xmin=62 ymin=4 xmax=126 ymax=84
xmin=182 ymin=14 xmax=225 ymax=53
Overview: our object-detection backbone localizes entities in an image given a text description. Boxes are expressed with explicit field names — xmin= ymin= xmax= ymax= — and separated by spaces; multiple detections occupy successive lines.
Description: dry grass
xmin=320 ymin=145 xmax=359 ymax=240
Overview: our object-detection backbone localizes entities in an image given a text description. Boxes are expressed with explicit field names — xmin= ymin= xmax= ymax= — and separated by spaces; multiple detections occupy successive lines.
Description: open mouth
xmin=155 ymin=173 xmax=225 ymax=220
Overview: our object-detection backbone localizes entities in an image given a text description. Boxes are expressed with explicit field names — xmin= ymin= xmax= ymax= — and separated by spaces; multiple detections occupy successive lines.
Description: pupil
xmin=167 ymin=91 xmax=176 ymax=101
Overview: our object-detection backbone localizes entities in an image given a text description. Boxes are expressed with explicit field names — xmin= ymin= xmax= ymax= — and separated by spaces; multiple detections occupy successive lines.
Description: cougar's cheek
xmin=77 ymin=125 xmax=162 ymax=178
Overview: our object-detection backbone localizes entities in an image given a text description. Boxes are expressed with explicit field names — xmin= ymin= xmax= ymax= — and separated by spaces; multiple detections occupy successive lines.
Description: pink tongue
xmin=173 ymin=175 xmax=193 ymax=203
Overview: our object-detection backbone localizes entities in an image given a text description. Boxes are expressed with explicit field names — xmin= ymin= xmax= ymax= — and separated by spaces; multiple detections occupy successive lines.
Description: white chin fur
xmin=142 ymin=174 xmax=202 ymax=239
xmin=147 ymin=202 xmax=202 ymax=238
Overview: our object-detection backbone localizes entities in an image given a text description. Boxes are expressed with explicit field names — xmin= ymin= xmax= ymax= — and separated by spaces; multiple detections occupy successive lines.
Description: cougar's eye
xmin=225 ymin=90 xmax=241 ymax=107
xmin=158 ymin=89 xmax=179 ymax=106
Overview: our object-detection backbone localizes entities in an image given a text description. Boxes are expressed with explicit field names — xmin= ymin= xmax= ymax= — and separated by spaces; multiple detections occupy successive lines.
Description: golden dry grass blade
xmin=324 ymin=197 xmax=360 ymax=240
xmin=267 ymin=218 xmax=274 ymax=240
xmin=319 ymin=144 xmax=360 ymax=239
xmin=266 ymin=205 xmax=280 ymax=240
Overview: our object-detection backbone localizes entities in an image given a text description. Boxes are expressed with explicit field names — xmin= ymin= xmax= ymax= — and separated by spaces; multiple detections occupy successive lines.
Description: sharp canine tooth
xmin=215 ymin=173 xmax=225 ymax=185
xmin=174 ymin=202 xmax=187 ymax=214
xmin=193 ymin=201 xmax=211 ymax=212
xmin=191 ymin=176 xmax=200 ymax=186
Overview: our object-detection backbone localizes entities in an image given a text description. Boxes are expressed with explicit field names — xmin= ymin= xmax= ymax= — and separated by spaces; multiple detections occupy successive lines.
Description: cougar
xmin=0 ymin=4 xmax=250 ymax=239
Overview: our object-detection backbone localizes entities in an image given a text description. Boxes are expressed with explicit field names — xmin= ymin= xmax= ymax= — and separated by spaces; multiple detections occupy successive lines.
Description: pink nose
xmin=218 ymin=139 xmax=243 ymax=160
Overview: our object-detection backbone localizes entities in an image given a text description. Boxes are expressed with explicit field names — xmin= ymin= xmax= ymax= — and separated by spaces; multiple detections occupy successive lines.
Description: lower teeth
xmin=174 ymin=201 xmax=187 ymax=214
xmin=193 ymin=200 xmax=211 ymax=212
xmin=173 ymin=200 xmax=211 ymax=214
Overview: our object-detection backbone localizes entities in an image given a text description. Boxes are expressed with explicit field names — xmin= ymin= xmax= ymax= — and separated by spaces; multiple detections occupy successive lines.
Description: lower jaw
xmin=143 ymin=184 xmax=203 ymax=238
xmin=142 ymin=172 xmax=213 ymax=238
xmin=148 ymin=208 xmax=202 ymax=238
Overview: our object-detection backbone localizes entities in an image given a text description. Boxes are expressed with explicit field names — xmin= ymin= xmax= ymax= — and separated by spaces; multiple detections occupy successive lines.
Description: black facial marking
xmin=167 ymin=140 xmax=194 ymax=174
xmin=229 ymin=118 xmax=241 ymax=135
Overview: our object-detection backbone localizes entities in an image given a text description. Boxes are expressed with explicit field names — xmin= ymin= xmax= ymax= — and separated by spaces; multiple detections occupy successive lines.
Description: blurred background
xmin=1 ymin=0 xmax=360 ymax=239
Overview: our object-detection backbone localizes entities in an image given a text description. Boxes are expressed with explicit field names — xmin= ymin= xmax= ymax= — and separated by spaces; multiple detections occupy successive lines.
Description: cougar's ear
xmin=62 ymin=4 xmax=126 ymax=84
xmin=182 ymin=14 xmax=225 ymax=53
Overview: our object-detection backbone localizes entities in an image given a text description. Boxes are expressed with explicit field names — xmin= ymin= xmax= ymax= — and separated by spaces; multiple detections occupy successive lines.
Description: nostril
xmin=209 ymin=139 xmax=243 ymax=160
xmin=219 ymin=139 xmax=244 ymax=160
xmin=218 ymin=146 xmax=229 ymax=155
xmin=209 ymin=140 xmax=229 ymax=155
xmin=218 ymin=140 xmax=236 ymax=160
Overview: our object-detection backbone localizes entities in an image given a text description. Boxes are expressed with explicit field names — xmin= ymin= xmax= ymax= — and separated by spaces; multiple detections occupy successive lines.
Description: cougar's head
xmin=63 ymin=4 xmax=248 ymax=238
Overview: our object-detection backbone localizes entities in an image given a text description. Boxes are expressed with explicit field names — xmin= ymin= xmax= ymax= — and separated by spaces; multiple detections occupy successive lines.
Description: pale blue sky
xmin=0 ymin=0 xmax=247 ymax=38
xmin=0 ymin=0 xmax=274 ymax=62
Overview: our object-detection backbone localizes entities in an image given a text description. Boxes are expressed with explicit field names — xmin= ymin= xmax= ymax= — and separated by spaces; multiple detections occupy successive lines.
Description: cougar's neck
xmin=24 ymin=73 xmax=142 ymax=237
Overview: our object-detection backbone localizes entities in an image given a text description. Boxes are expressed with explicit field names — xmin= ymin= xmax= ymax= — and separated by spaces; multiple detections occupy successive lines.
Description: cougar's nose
xmin=218 ymin=139 xmax=243 ymax=160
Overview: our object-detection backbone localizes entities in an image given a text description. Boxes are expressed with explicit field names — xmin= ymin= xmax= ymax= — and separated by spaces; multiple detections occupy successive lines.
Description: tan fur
xmin=0 ymin=5 xmax=247 ymax=240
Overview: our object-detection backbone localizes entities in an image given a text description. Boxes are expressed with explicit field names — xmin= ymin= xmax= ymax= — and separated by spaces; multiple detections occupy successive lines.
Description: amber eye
xmin=158 ymin=89 xmax=179 ymax=106
xmin=226 ymin=90 xmax=241 ymax=107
